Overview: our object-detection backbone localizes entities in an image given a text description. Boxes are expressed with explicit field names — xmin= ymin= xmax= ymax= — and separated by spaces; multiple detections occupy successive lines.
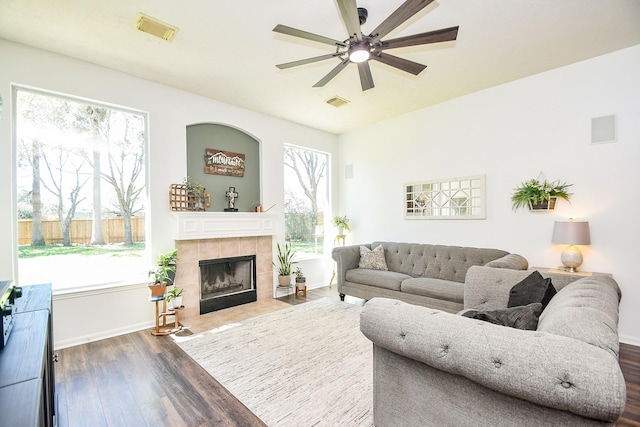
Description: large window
xmin=14 ymin=87 xmax=147 ymax=290
xmin=284 ymin=145 xmax=329 ymax=256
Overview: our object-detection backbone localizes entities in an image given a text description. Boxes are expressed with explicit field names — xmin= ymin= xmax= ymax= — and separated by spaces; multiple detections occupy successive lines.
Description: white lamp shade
xmin=552 ymin=221 xmax=591 ymax=245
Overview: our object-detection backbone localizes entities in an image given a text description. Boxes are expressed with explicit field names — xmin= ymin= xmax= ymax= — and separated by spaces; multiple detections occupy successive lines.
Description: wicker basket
xmin=169 ymin=184 xmax=210 ymax=211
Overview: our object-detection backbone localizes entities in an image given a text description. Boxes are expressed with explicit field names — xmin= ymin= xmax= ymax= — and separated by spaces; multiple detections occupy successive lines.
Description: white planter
xmin=171 ymin=295 xmax=183 ymax=309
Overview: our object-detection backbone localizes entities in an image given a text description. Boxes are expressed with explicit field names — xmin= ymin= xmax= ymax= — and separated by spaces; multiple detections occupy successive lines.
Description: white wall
xmin=337 ymin=45 xmax=640 ymax=345
xmin=0 ymin=39 xmax=339 ymax=349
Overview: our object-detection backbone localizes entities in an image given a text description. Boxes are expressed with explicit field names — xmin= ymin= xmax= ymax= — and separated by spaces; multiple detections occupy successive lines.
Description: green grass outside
xmin=18 ymin=243 xmax=145 ymax=259
xmin=289 ymin=239 xmax=324 ymax=255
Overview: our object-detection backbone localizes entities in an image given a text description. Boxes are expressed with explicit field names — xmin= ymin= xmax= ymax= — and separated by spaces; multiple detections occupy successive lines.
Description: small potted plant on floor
xmin=273 ymin=242 xmax=296 ymax=287
xmin=511 ymin=177 xmax=573 ymax=211
xmin=332 ymin=215 xmax=351 ymax=235
xmin=295 ymin=267 xmax=307 ymax=296
xmin=166 ymin=286 xmax=184 ymax=309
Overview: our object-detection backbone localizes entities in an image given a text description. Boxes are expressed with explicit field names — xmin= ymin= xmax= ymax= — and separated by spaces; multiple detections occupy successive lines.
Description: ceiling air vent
xmin=326 ymin=96 xmax=350 ymax=108
xmin=135 ymin=13 xmax=178 ymax=41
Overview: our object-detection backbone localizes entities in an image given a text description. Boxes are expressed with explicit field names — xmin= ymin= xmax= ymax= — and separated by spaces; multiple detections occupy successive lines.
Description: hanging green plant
xmin=511 ymin=178 xmax=573 ymax=211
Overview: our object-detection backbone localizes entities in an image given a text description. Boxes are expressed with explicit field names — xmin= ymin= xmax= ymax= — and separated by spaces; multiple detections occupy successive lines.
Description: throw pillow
xmin=508 ymin=271 xmax=557 ymax=310
xmin=462 ymin=303 xmax=543 ymax=330
xmin=358 ymin=245 xmax=388 ymax=271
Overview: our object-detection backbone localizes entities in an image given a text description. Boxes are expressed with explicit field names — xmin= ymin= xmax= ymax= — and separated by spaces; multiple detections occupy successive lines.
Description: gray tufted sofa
xmin=360 ymin=266 xmax=626 ymax=426
xmin=331 ymin=241 xmax=528 ymax=313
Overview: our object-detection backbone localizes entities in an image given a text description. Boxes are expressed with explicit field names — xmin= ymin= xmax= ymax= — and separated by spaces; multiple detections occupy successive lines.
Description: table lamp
xmin=552 ymin=219 xmax=591 ymax=272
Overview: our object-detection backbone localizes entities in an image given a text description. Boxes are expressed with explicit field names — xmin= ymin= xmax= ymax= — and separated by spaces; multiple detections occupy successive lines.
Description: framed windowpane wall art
xmin=405 ymin=175 xmax=486 ymax=219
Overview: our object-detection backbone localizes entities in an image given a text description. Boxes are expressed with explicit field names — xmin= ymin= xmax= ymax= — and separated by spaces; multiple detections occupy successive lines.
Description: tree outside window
xmin=283 ymin=145 xmax=329 ymax=256
xmin=15 ymin=87 xmax=147 ymax=290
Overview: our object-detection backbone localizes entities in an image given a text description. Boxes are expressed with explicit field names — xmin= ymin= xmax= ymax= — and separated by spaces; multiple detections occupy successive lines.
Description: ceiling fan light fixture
xmin=348 ymin=43 xmax=370 ymax=63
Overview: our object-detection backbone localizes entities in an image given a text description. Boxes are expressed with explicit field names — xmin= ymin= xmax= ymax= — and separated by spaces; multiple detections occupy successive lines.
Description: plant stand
xmin=275 ymin=285 xmax=294 ymax=298
xmin=329 ymin=234 xmax=347 ymax=288
xmin=149 ymin=295 xmax=183 ymax=336
xmin=295 ymin=283 xmax=307 ymax=297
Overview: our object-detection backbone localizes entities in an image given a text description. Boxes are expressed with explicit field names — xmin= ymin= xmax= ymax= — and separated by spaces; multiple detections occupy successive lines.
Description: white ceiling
xmin=1 ymin=0 xmax=639 ymax=134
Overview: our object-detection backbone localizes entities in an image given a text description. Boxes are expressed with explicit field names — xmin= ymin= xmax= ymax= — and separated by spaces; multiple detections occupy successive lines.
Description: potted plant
xmin=183 ymin=176 xmax=207 ymax=211
xmin=511 ymin=178 xmax=573 ymax=211
xmin=295 ymin=266 xmax=307 ymax=296
xmin=166 ymin=286 xmax=184 ymax=309
xmin=148 ymin=264 xmax=176 ymax=298
xmin=273 ymin=242 xmax=296 ymax=287
xmin=295 ymin=267 xmax=306 ymax=285
xmin=332 ymin=215 xmax=351 ymax=235
xmin=155 ymin=249 xmax=177 ymax=285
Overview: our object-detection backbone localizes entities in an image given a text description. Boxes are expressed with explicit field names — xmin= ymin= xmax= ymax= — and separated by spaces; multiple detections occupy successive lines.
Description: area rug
xmin=176 ymin=298 xmax=373 ymax=427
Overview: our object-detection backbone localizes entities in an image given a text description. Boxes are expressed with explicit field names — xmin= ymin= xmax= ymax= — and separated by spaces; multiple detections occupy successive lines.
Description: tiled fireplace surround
xmin=172 ymin=212 xmax=275 ymax=320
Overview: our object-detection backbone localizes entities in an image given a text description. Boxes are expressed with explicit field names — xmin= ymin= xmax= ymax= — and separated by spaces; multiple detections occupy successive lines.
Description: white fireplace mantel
xmin=174 ymin=212 xmax=278 ymax=240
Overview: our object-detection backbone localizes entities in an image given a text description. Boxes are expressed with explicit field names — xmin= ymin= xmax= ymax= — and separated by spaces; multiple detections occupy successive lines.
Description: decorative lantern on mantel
xmin=169 ymin=177 xmax=211 ymax=211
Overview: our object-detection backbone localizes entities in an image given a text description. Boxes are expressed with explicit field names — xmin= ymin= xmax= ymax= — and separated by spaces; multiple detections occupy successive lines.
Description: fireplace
xmin=199 ymin=255 xmax=257 ymax=314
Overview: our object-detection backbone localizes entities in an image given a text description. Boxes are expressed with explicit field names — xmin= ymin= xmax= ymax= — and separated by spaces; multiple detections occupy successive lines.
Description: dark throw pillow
xmin=508 ymin=271 xmax=557 ymax=310
xmin=462 ymin=303 xmax=543 ymax=330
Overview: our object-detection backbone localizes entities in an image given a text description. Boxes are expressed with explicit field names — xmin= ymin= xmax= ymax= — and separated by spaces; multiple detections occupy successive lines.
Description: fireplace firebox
xmin=199 ymin=255 xmax=256 ymax=314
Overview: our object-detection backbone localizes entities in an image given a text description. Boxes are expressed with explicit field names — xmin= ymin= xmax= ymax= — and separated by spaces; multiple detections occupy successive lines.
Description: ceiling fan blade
xmin=357 ymin=62 xmax=375 ymax=91
xmin=273 ymin=24 xmax=345 ymax=47
xmin=336 ymin=0 xmax=363 ymax=41
xmin=381 ymin=26 xmax=459 ymax=50
xmin=313 ymin=58 xmax=350 ymax=87
xmin=276 ymin=54 xmax=342 ymax=69
xmin=369 ymin=0 xmax=435 ymax=43
xmin=371 ymin=52 xmax=426 ymax=75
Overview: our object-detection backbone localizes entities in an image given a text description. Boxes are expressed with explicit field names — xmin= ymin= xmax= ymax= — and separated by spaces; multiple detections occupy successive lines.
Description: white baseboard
xmin=54 ymin=320 xmax=155 ymax=350
xmin=619 ymin=334 xmax=640 ymax=347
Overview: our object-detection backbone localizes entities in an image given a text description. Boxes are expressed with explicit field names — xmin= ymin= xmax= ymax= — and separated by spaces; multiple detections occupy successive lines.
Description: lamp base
xmin=560 ymin=245 xmax=583 ymax=272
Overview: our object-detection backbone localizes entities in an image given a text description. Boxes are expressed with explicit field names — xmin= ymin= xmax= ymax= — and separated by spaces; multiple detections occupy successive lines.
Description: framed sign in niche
xmin=405 ymin=175 xmax=486 ymax=219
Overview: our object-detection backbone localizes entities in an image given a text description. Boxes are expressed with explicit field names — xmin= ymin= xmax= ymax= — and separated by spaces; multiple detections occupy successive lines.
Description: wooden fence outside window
xmin=17 ymin=216 xmax=145 ymax=245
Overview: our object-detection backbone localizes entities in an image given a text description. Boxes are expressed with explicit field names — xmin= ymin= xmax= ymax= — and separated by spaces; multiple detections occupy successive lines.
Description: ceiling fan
xmin=273 ymin=0 xmax=459 ymax=91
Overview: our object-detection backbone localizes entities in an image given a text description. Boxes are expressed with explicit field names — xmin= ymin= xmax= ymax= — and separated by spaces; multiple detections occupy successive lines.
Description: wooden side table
xmin=329 ymin=234 xmax=347 ymax=288
xmin=531 ymin=267 xmax=612 ymax=278
xmin=150 ymin=295 xmax=183 ymax=336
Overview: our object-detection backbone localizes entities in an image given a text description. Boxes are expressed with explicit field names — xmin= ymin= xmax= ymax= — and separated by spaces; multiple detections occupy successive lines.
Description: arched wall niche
xmin=186 ymin=123 xmax=261 ymax=212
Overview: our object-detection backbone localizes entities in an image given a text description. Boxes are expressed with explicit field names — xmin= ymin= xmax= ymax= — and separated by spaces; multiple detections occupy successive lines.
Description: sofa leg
xmin=340 ymin=293 xmax=345 ymax=301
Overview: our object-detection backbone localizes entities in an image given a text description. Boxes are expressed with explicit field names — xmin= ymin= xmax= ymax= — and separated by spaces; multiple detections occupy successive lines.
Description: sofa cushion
xmin=461 ymin=303 xmax=543 ymax=330
xmin=345 ymin=268 xmax=410 ymax=291
xmin=358 ymin=245 xmax=388 ymax=271
xmin=484 ymin=253 xmax=529 ymax=270
xmin=401 ymin=278 xmax=464 ymax=303
xmin=508 ymin=271 xmax=556 ymax=310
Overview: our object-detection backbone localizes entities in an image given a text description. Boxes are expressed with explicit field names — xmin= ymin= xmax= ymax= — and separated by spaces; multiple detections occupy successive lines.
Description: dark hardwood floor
xmin=56 ymin=287 xmax=640 ymax=426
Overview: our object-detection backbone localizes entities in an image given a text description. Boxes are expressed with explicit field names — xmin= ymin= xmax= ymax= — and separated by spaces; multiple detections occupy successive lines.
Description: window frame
xmin=12 ymin=84 xmax=150 ymax=291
